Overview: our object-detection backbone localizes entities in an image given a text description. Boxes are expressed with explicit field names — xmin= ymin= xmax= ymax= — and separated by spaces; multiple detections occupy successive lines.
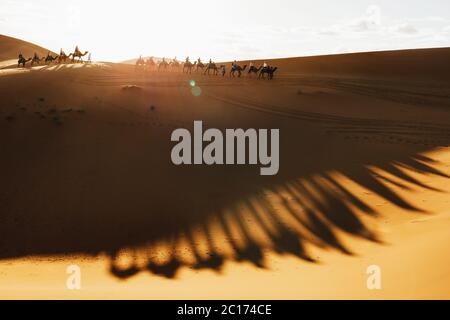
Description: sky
xmin=1 ymin=0 xmax=450 ymax=62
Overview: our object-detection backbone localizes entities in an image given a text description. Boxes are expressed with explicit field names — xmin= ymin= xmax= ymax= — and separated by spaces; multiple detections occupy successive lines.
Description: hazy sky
xmin=1 ymin=0 xmax=450 ymax=61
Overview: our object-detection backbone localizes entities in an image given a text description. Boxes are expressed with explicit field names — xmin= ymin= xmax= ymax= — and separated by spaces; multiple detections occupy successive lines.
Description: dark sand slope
xmin=1 ymin=40 xmax=450 ymax=298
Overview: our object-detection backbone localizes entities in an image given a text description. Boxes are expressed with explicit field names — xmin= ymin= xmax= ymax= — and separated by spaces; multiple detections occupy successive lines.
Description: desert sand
xmin=0 ymin=35 xmax=449 ymax=299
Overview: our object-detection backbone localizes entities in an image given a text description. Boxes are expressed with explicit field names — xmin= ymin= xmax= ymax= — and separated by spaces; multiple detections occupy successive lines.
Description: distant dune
xmin=0 ymin=34 xmax=55 ymax=62
xmin=0 ymin=35 xmax=449 ymax=299
xmin=234 ymin=47 xmax=450 ymax=82
xmin=124 ymin=47 xmax=450 ymax=82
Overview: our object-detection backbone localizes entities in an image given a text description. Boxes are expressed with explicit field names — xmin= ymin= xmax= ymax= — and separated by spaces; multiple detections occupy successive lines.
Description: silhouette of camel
xmin=30 ymin=53 xmax=44 ymax=66
xmin=248 ymin=65 xmax=262 ymax=77
xmin=17 ymin=54 xmax=31 ymax=67
xmin=170 ymin=60 xmax=181 ymax=72
xmin=259 ymin=66 xmax=278 ymax=80
xmin=134 ymin=56 xmax=146 ymax=72
xmin=58 ymin=50 xmax=70 ymax=64
xmin=204 ymin=62 xmax=220 ymax=75
xmin=196 ymin=60 xmax=205 ymax=73
xmin=230 ymin=64 xmax=247 ymax=77
xmin=158 ymin=60 xmax=169 ymax=71
xmin=183 ymin=61 xmax=196 ymax=74
xmin=70 ymin=48 xmax=89 ymax=63
xmin=44 ymin=53 xmax=59 ymax=64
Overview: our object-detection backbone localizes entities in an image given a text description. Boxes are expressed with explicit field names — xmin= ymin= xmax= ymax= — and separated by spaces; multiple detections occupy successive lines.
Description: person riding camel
xmin=197 ymin=57 xmax=202 ymax=64
xmin=263 ymin=61 xmax=268 ymax=68
xmin=74 ymin=45 xmax=81 ymax=55
xmin=186 ymin=56 xmax=190 ymax=63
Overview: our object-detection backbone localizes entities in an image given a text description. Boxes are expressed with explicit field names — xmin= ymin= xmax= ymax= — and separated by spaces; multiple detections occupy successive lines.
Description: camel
xmin=58 ymin=50 xmax=70 ymax=64
xmin=248 ymin=65 xmax=262 ymax=77
xmin=170 ymin=60 xmax=181 ymax=72
xmin=17 ymin=54 xmax=31 ymax=67
xmin=135 ymin=56 xmax=146 ymax=71
xmin=45 ymin=52 xmax=59 ymax=64
xmin=70 ymin=47 xmax=89 ymax=63
xmin=204 ymin=62 xmax=220 ymax=75
xmin=258 ymin=66 xmax=278 ymax=80
xmin=158 ymin=59 xmax=169 ymax=71
xmin=183 ymin=61 xmax=196 ymax=74
xmin=145 ymin=57 xmax=157 ymax=71
xmin=31 ymin=53 xmax=44 ymax=66
xmin=195 ymin=59 xmax=205 ymax=73
xmin=230 ymin=64 xmax=247 ymax=77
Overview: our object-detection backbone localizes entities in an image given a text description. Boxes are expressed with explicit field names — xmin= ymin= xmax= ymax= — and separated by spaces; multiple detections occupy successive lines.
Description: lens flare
xmin=191 ymin=86 xmax=202 ymax=97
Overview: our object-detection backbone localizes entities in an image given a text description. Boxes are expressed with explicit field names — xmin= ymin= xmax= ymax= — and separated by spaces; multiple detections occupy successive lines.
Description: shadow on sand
xmin=0 ymin=68 xmax=449 ymax=281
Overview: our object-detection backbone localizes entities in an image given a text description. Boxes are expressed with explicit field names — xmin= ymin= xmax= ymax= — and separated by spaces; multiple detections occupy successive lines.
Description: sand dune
xmin=0 ymin=36 xmax=449 ymax=299
xmin=0 ymin=34 xmax=55 ymax=67
xmin=238 ymin=47 xmax=450 ymax=81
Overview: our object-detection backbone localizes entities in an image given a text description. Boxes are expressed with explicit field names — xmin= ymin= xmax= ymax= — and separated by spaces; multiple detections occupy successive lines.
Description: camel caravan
xmin=135 ymin=56 xmax=278 ymax=80
xmin=17 ymin=46 xmax=91 ymax=68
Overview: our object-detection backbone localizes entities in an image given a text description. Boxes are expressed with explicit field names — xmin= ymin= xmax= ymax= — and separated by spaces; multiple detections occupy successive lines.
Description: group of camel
xmin=135 ymin=57 xmax=278 ymax=80
xmin=17 ymin=46 xmax=89 ymax=68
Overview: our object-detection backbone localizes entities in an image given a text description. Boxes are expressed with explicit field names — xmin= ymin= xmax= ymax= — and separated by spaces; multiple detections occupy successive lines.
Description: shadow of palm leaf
xmin=0 ymin=71 xmax=449 ymax=281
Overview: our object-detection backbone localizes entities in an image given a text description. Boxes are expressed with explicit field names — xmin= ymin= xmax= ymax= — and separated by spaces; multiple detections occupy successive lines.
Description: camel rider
xmin=263 ymin=61 xmax=268 ymax=68
xmin=209 ymin=59 xmax=212 ymax=64
xmin=186 ymin=56 xmax=190 ymax=63
xmin=74 ymin=45 xmax=81 ymax=55
xmin=197 ymin=57 xmax=202 ymax=64
xmin=34 ymin=52 xmax=39 ymax=60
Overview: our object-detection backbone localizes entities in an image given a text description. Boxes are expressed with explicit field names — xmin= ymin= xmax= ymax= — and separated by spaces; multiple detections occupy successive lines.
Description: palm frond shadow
xmin=107 ymin=151 xmax=448 ymax=280
xmin=0 ymin=86 xmax=449 ymax=281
